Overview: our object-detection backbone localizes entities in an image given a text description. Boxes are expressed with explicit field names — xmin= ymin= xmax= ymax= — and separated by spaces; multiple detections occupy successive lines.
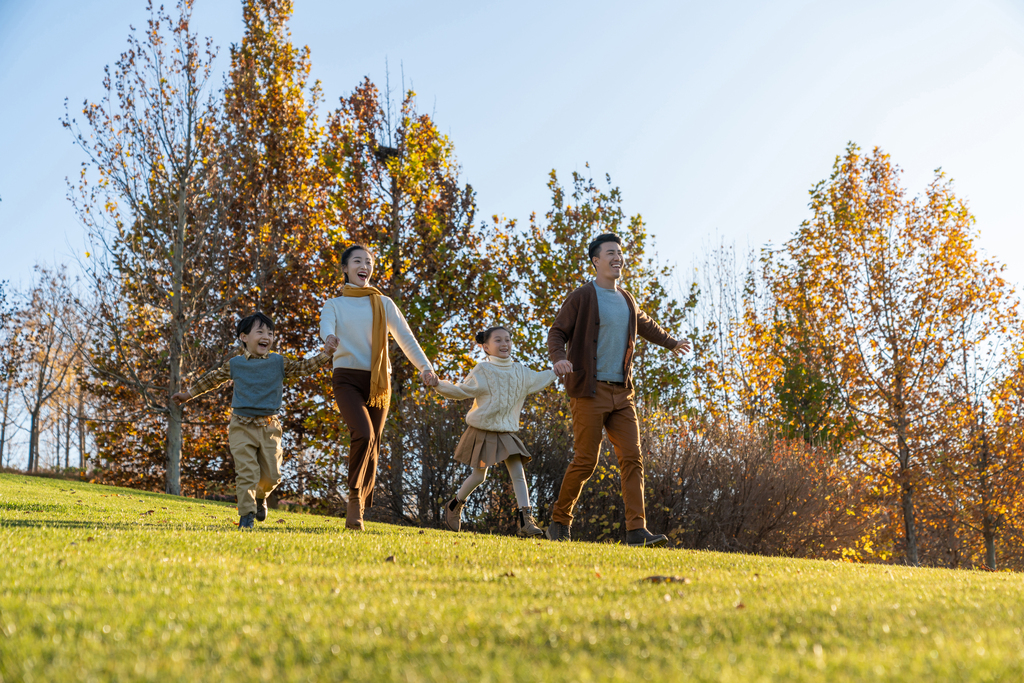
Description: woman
xmin=320 ymin=244 xmax=438 ymax=530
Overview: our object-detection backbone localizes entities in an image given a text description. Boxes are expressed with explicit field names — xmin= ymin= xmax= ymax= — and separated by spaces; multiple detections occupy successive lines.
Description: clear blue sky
xmin=2 ymin=0 xmax=1023 ymax=292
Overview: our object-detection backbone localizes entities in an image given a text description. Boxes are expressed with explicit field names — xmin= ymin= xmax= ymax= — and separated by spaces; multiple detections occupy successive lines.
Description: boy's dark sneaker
xmin=546 ymin=521 xmax=571 ymax=542
xmin=239 ymin=512 xmax=256 ymax=530
xmin=255 ymin=497 xmax=268 ymax=522
xmin=626 ymin=528 xmax=667 ymax=547
xmin=443 ymin=496 xmax=465 ymax=532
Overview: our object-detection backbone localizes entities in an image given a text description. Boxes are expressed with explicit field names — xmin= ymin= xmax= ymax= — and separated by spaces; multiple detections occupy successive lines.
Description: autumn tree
xmin=686 ymin=241 xmax=783 ymax=426
xmin=199 ymin=0 xmax=338 ymax=499
xmin=15 ymin=267 xmax=84 ymax=472
xmin=776 ymin=144 xmax=1013 ymax=565
xmin=67 ymin=0 xmax=232 ymax=494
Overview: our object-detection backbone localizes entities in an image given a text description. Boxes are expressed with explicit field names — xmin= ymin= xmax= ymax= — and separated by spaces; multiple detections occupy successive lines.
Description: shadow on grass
xmin=0 ymin=517 xmax=367 ymax=536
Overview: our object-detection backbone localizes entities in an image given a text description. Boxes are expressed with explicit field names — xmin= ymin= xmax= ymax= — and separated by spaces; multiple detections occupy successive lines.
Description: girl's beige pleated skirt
xmin=453 ymin=425 xmax=532 ymax=469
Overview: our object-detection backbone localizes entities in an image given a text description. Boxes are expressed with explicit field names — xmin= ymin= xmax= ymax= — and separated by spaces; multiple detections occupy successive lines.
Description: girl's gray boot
xmin=517 ymin=506 xmax=545 ymax=537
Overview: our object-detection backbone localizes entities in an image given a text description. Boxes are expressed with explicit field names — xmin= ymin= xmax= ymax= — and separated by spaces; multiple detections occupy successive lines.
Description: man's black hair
xmin=236 ymin=312 xmax=275 ymax=338
xmin=587 ymin=233 xmax=622 ymax=264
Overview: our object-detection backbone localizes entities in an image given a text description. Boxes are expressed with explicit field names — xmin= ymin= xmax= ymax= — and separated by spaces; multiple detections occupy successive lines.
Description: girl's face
xmin=481 ymin=329 xmax=512 ymax=358
xmin=343 ymin=250 xmax=374 ymax=287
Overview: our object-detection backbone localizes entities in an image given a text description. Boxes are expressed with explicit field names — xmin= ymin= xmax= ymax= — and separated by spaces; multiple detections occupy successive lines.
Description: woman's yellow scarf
xmin=342 ymin=284 xmax=390 ymax=409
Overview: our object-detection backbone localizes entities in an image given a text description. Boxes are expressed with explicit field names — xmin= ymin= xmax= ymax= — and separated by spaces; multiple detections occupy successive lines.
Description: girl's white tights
xmin=456 ymin=455 xmax=530 ymax=508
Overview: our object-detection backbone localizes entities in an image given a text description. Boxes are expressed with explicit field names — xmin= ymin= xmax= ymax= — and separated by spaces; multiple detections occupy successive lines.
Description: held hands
xmin=420 ymin=368 xmax=439 ymax=388
xmin=324 ymin=335 xmax=339 ymax=355
xmin=553 ymin=360 xmax=574 ymax=377
xmin=171 ymin=390 xmax=191 ymax=406
xmin=672 ymin=339 xmax=692 ymax=356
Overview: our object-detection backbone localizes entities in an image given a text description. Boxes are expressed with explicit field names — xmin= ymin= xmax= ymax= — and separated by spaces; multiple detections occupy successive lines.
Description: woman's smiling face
xmin=343 ymin=249 xmax=374 ymax=287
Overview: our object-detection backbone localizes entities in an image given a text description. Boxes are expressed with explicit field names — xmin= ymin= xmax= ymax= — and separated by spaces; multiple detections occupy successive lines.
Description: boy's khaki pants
xmin=228 ymin=416 xmax=283 ymax=517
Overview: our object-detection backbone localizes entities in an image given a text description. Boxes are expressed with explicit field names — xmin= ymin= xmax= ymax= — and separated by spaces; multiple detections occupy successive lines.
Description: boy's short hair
xmin=587 ymin=233 xmax=622 ymax=264
xmin=236 ymin=312 xmax=275 ymax=338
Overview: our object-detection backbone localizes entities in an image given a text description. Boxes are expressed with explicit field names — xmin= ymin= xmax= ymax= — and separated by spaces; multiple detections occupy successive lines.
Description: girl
xmin=435 ymin=325 xmax=555 ymax=536
xmin=320 ymin=244 xmax=438 ymax=530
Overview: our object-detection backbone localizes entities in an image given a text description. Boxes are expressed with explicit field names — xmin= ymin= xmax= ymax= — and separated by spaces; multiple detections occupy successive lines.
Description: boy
xmin=172 ymin=312 xmax=338 ymax=529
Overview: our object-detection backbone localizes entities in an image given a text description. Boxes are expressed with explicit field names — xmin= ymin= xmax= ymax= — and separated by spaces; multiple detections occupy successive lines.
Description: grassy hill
xmin=1 ymin=473 xmax=1021 ymax=682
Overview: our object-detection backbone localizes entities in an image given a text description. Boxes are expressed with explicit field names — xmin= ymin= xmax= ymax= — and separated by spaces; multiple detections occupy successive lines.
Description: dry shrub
xmin=644 ymin=420 xmax=873 ymax=556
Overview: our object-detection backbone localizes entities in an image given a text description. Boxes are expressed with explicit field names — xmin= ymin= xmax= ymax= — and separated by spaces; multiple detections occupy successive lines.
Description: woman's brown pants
xmin=332 ymin=369 xmax=388 ymax=525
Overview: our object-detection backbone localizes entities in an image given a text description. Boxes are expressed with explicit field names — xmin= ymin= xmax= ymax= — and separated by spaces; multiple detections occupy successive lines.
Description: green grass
xmin=1 ymin=473 xmax=1021 ymax=682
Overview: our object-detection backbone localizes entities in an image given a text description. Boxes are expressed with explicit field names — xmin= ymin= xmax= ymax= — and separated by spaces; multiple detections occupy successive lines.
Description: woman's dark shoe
xmin=255 ymin=497 xmax=268 ymax=522
xmin=546 ymin=521 xmax=571 ymax=542
xmin=443 ymin=496 xmax=465 ymax=532
xmin=516 ymin=507 xmax=544 ymax=537
xmin=626 ymin=528 xmax=668 ymax=547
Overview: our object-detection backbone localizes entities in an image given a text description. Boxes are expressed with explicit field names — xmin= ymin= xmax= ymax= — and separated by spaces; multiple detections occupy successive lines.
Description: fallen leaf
xmin=385 ymin=555 xmax=396 ymax=563
xmin=276 ymin=519 xmax=285 ymax=524
xmin=87 ymin=537 xmax=94 ymax=542
xmin=418 ymin=530 xmax=425 ymax=534
xmin=736 ymin=603 xmax=746 ymax=610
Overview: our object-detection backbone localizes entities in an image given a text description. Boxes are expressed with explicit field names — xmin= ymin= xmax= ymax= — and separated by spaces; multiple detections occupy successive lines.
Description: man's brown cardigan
xmin=547 ymin=281 xmax=679 ymax=399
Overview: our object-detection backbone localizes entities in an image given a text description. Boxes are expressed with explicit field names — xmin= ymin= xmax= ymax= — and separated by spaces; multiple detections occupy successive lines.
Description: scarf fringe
xmin=366 ymin=391 xmax=391 ymax=410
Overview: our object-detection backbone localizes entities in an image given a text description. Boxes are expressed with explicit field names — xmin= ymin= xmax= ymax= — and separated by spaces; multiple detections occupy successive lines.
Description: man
xmin=546 ymin=233 xmax=690 ymax=547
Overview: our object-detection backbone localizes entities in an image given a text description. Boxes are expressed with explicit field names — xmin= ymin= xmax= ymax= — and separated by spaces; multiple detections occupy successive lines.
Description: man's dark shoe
xmin=255 ymin=497 xmax=268 ymax=522
xmin=546 ymin=521 xmax=571 ymax=542
xmin=239 ymin=512 xmax=256 ymax=530
xmin=626 ymin=528 xmax=667 ymax=547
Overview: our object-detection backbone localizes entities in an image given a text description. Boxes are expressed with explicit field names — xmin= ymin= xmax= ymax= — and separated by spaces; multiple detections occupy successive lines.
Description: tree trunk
xmin=28 ymin=407 xmax=40 ymax=472
xmin=165 ymin=180 xmax=188 ymax=496
xmin=64 ymin=406 xmax=72 ymax=470
xmin=900 ymin=477 xmax=918 ymax=566
xmin=390 ymin=172 xmax=402 ymax=305
xmin=56 ymin=409 xmax=62 ymax=470
xmin=896 ymin=410 xmax=919 ymax=566
xmin=978 ymin=427 xmax=996 ymax=570
xmin=0 ymin=384 xmax=8 ymax=469
xmin=78 ymin=392 xmax=86 ymax=470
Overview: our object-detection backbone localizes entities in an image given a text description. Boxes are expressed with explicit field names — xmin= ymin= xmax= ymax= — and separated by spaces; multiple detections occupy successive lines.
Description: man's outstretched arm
xmin=636 ymin=308 xmax=690 ymax=354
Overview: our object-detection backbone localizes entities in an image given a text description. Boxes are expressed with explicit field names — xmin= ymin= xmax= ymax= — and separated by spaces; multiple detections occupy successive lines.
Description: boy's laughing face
xmin=239 ymin=320 xmax=274 ymax=356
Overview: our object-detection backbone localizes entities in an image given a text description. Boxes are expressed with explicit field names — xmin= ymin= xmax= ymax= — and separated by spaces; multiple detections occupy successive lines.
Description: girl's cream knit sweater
xmin=435 ymin=356 xmax=556 ymax=433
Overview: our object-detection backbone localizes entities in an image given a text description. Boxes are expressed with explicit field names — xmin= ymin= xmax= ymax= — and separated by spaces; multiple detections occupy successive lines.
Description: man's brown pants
xmin=228 ymin=417 xmax=283 ymax=517
xmin=551 ymin=382 xmax=647 ymax=531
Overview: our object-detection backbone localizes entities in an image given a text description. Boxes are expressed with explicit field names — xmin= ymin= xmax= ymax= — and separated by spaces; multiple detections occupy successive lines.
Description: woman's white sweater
xmin=434 ymin=356 xmax=556 ymax=433
xmin=319 ymin=287 xmax=433 ymax=373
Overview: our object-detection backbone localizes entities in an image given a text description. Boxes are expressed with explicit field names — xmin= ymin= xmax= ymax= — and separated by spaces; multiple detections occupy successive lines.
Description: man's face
xmin=239 ymin=321 xmax=274 ymax=356
xmin=592 ymin=242 xmax=625 ymax=280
